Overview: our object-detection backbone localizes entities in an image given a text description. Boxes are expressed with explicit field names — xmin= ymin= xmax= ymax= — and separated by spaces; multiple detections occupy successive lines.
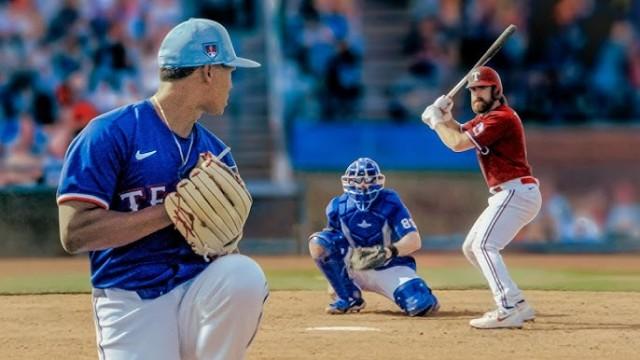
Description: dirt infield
xmin=1 ymin=255 xmax=639 ymax=359
xmin=1 ymin=290 xmax=639 ymax=360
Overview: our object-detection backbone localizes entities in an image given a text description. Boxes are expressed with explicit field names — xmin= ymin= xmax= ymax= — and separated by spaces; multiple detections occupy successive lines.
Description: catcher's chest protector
xmin=336 ymin=192 xmax=398 ymax=248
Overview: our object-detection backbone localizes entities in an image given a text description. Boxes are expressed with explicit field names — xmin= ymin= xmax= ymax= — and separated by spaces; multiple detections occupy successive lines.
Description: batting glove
xmin=421 ymin=105 xmax=445 ymax=130
xmin=433 ymin=95 xmax=453 ymax=113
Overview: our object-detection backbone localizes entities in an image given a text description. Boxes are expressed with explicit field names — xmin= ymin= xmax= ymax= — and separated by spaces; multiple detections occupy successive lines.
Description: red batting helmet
xmin=466 ymin=66 xmax=503 ymax=98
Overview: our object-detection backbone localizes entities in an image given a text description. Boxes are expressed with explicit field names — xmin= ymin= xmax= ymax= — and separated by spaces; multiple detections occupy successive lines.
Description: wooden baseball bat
xmin=446 ymin=24 xmax=517 ymax=98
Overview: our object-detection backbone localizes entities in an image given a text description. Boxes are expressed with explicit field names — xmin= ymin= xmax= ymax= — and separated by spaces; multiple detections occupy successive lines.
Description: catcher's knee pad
xmin=393 ymin=278 xmax=438 ymax=317
xmin=308 ymin=230 xmax=349 ymax=259
xmin=309 ymin=231 xmax=361 ymax=302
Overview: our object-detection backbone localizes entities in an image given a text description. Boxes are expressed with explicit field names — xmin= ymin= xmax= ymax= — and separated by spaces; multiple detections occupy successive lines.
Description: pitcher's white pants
xmin=462 ymin=182 xmax=541 ymax=309
xmin=91 ymin=254 xmax=268 ymax=360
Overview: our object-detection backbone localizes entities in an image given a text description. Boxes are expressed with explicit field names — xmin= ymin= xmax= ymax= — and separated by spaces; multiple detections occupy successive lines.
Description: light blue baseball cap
xmin=158 ymin=18 xmax=260 ymax=68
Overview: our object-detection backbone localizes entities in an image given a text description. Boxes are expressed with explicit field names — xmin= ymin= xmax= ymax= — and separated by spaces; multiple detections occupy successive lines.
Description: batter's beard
xmin=472 ymin=99 xmax=492 ymax=114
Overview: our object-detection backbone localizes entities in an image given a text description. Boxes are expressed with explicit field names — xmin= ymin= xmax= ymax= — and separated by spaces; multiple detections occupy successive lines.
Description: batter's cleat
xmin=325 ymin=298 xmax=366 ymax=314
xmin=515 ymin=300 xmax=535 ymax=322
xmin=469 ymin=307 xmax=523 ymax=329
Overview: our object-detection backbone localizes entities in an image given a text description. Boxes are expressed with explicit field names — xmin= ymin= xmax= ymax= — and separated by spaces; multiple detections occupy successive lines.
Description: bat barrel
xmin=446 ymin=24 xmax=517 ymax=98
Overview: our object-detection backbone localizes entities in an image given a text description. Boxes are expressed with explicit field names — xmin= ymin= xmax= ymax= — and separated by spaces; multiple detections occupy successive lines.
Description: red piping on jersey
xmin=57 ymin=196 xmax=108 ymax=209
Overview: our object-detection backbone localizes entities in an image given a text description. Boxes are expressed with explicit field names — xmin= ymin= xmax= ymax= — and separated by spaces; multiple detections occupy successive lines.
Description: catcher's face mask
xmin=341 ymin=158 xmax=385 ymax=211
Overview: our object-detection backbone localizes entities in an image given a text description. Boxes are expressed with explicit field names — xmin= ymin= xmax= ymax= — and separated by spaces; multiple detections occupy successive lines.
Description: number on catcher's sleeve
xmin=401 ymin=218 xmax=416 ymax=229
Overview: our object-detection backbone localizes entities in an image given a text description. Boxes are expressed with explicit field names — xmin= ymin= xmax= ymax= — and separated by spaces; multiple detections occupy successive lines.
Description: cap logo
xmin=202 ymin=42 xmax=218 ymax=59
xmin=471 ymin=70 xmax=481 ymax=82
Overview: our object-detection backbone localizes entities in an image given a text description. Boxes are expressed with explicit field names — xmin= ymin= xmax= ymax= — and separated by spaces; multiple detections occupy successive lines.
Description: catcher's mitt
xmin=349 ymin=245 xmax=397 ymax=271
xmin=164 ymin=152 xmax=252 ymax=260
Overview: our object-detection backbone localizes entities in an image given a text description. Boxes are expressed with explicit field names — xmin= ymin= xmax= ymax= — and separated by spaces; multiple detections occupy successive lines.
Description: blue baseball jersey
xmin=57 ymin=99 xmax=236 ymax=299
xmin=326 ymin=189 xmax=418 ymax=270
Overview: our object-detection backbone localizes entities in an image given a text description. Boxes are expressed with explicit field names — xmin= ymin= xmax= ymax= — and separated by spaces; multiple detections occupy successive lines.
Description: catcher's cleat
xmin=470 ymin=307 xmax=523 ymax=329
xmin=325 ymin=298 xmax=366 ymax=314
xmin=432 ymin=301 xmax=441 ymax=314
xmin=515 ymin=300 xmax=535 ymax=322
xmin=415 ymin=299 xmax=440 ymax=317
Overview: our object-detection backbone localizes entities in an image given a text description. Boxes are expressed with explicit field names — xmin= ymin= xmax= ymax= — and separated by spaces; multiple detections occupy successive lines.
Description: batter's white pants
xmin=462 ymin=180 xmax=541 ymax=309
xmin=91 ymin=254 xmax=268 ymax=360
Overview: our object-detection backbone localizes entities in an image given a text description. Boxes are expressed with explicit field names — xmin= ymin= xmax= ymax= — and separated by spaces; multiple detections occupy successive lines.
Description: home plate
xmin=305 ymin=326 xmax=381 ymax=332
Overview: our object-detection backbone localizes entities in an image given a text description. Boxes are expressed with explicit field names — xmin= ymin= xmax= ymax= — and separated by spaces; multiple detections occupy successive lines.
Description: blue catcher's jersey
xmin=326 ymin=189 xmax=418 ymax=270
xmin=57 ymin=99 xmax=236 ymax=299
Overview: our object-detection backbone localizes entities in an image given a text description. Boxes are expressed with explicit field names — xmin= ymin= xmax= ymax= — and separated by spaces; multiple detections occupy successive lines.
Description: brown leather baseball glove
xmin=164 ymin=152 xmax=252 ymax=260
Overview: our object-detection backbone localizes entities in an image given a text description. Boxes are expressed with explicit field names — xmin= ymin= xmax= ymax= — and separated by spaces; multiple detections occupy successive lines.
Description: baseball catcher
xmin=164 ymin=152 xmax=252 ymax=260
xmin=308 ymin=158 xmax=439 ymax=316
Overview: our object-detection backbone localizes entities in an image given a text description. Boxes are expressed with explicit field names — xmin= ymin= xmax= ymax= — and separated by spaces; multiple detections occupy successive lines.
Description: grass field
xmin=1 ymin=254 xmax=639 ymax=294
xmin=266 ymin=267 xmax=640 ymax=292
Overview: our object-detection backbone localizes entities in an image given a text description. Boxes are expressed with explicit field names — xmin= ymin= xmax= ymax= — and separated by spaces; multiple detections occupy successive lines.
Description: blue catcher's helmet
xmin=341 ymin=158 xmax=385 ymax=211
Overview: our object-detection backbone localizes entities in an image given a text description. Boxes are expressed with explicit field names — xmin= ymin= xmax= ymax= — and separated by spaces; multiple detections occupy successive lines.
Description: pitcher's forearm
xmin=59 ymin=202 xmax=172 ymax=254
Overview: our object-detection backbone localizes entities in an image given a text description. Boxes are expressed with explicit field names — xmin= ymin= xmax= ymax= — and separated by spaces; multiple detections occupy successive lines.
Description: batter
xmin=422 ymin=66 xmax=541 ymax=329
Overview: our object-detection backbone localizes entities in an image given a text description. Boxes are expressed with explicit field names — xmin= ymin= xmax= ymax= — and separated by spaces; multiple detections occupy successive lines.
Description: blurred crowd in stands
xmin=518 ymin=178 xmax=640 ymax=244
xmin=0 ymin=0 xmax=257 ymax=188
xmin=281 ymin=0 xmax=640 ymax=123
xmin=2 ymin=0 xmax=640 ymax=246
xmin=277 ymin=0 xmax=640 ymax=244
xmin=0 ymin=0 xmax=185 ymax=187
xmin=280 ymin=0 xmax=364 ymax=121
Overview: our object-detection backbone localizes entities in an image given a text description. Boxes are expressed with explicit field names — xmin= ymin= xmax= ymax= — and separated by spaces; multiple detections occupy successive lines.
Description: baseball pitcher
xmin=422 ymin=66 xmax=541 ymax=329
xmin=309 ymin=158 xmax=439 ymax=316
xmin=57 ymin=19 xmax=268 ymax=359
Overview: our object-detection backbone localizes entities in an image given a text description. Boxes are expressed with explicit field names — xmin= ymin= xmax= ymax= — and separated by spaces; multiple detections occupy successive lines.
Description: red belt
xmin=492 ymin=176 xmax=538 ymax=193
